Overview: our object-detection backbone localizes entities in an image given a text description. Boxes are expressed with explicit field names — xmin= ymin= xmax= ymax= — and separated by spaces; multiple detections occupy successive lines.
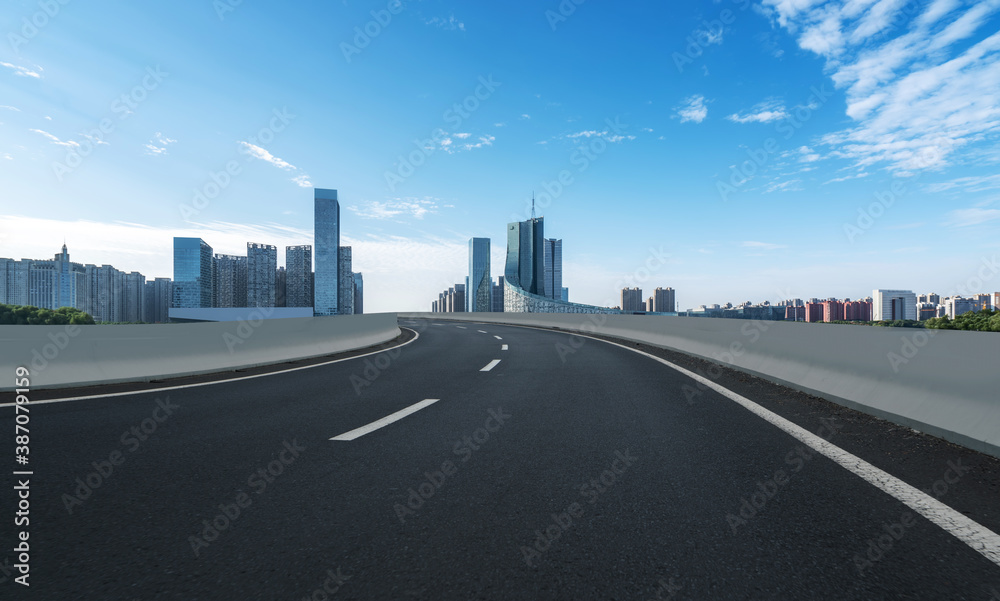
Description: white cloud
xmin=727 ymin=98 xmax=789 ymax=124
xmin=29 ymin=129 xmax=78 ymax=148
xmin=238 ymin=141 xmax=296 ymax=170
xmin=291 ymin=174 xmax=313 ymax=188
xmin=144 ymin=132 xmax=176 ymax=156
xmin=765 ymin=0 xmax=1000 ymax=173
xmin=347 ymin=197 xmax=443 ymax=220
xmin=945 ymin=207 xmax=1000 ymax=227
xmin=764 ymin=179 xmax=804 ymax=193
xmin=0 ymin=61 xmax=41 ymax=78
xmin=676 ymin=95 xmax=708 ymax=123
xmin=0 ymin=105 xmax=20 ymax=112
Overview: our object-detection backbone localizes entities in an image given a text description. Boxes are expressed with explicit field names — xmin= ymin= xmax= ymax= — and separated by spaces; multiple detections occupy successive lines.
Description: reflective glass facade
xmin=468 ymin=237 xmax=492 ymax=312
xmin=314 ymin=189 xmax=340 ymax=316
xmin=173 ymin=237 xmax=214 ymax=308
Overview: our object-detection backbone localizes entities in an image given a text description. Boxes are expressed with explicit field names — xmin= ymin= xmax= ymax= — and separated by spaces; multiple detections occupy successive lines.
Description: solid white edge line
xmin=480 ymin=359 xmax=501 ymax=372
xmin=568 ymin=329 xmax=1000 ymax=570
xmin=330 ymin=398 xmax=440 ymax=441
xmin=0 ymin=327 xmax=421 ymax=408
xmin=501 ymin=345 xmax=509 ymax=351
xmin=413 ymin=318 xmax=1000 ymax=569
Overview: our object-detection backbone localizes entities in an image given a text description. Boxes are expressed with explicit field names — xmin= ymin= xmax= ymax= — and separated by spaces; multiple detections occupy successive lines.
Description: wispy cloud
xmin=348 ymin=197 xmax=444 ymax=220
xmin=675 ymin=94 xmax=708 ymax=123
xmin=424 ymin=15 xmax=465 ymax=31
xmin=29 ymin=128 xmax=78 ymax=148
xmin=291 ymin=174 xmax=313 ymax=188
xmin=0 ymin=105 xmax=20 ymax=112
xmin=237 ymin=141 xmax=313 ymax=187
xmin=727 ymin=98 xmax=789 ymax=124
xmin=945 ymin=207 xmax=1000 ymax=227
xmin=144 ymin=132 xmax=176 ymax=156
xmin=563 ymin=129 xmax=637 ymax=143
xmin=764 ymin=179 xmax=803 ymax=193
xmin=0 ymin=61 xmax=41 ymax=78
xmin=764 ymin=0 xmax=1000 ymax=174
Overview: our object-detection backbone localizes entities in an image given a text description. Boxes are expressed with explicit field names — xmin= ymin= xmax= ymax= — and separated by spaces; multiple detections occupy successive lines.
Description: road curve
xmin=2 ymin=317 xmax=999 ymax=600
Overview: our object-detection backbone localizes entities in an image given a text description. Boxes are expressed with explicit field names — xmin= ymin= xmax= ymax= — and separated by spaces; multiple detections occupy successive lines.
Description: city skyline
xmin=2 ymin=2 xmax=999 ymax=312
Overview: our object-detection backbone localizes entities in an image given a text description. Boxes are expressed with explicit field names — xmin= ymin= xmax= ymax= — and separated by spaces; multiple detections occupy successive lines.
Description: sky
xmin=1 ymin=0 xmax=999 ymax=313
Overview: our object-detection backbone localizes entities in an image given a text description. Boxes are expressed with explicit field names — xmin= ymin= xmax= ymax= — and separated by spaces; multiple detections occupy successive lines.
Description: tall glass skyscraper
xmin=468 ymin=237 xmax=492 ymax=312
xmin=173 ymin=237 xmax=214 ymax=308
xmin=314 ymin=189 xmax=340 ymax=316
xmin=543 ymin=238 xmax=562 ymax=301
xmin=353 ymin=272 xmax=363 ymax=315
xmin=505 ymin=217 xmax=545 ymax=296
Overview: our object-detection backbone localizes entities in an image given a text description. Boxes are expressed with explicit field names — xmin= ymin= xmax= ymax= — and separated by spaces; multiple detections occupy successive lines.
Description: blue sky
xmin=1 ymin=0 xmax=999 ymax=312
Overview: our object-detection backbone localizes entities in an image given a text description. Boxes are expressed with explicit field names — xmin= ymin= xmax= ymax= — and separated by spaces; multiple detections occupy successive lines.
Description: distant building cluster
xmin=917 ymin=292 xmax=993 ymax=320
xmin=0 ymin=244 xmax=171 ymax=323
xmin=172 ymin=188 xmax=364 ymax=319
xmin=617 ymin=287 xmax=676 ymax=313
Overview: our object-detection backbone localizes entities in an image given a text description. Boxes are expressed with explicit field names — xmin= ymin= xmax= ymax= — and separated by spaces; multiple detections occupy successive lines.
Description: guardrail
xmin=0 ymin=313 xmax=401 ymax=391
xmin=401 ymin=312 xmax=1000 ymax=458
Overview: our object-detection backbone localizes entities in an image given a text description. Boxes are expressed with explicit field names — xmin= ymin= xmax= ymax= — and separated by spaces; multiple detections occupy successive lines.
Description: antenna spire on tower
xmin=531 ymin=191 xmax=536 ymax=220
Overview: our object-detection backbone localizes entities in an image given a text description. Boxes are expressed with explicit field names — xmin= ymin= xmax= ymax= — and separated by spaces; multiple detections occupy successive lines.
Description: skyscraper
xmin=314 ymin=188 xmax=340 ymax=316
xmin=173 ymin=237 xmax=214 ymax=308
xmin=492 ymin=276 xmax=505 ymax=312
xmin=144 ymin=278 xmax=172 ymax=323
xmin=214 ymin=254 xmax=248 ymax=308
xmin=338 ymin=246 xmax=354 ymax=315
xmin=247 ymin=243 xmax=277 ymax=307
xmin=353 ymin=272 xmax=364 ymax=314
xmin=286 ymin=245 xmax=313 ymax=308
xmin=505 ymin=217 xmax=545 ymax=296
xmin=543 ymin=238 xmax=562 ymax=300
xmin=468 ymin=237 xmax=492 ymax=312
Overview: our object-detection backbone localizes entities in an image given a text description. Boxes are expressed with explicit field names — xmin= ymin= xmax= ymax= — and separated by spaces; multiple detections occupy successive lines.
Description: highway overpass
xmin=1 ymin=315 xmax=998 ymax=599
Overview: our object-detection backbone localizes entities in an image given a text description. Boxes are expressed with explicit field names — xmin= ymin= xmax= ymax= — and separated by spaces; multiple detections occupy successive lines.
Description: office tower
xmin=314 ymin=188 xmax=340 ymax=316
xmin=453 ymin=283 xmax=466 ymax=313
xmin=286 ymin=245 xmax=313 ymax=308
xmin=173 ymin=237 xmax=215 ymax=309
xmin=468 ymin=237 xmax=492 ymax=312
xmin=338 ymin=246 xmax=354 ymax=315
xmin=353 ymin=273 xmax=364 ymax=314
xmin=620 ymin=287 xmax=644 ymax=312
xmin=652 ymin=287 xmax=676 ymax=313
xmin=543 ymin=238 xmax=563 ymax=300
xmin=561 ymin=287 xmax=569 ymax=302
xmin=247 ymin=243 xmax=277 ymax=307
xmin=873 ymin=289 xmax=917 ymax=321
xmin=144 ymin=278 xmax=172 ymax=323
xmin=275 ymin=266 xmax=287 ymax=307
xmin=214 ymin=254 xmax=248 ymax=308
xmin=505 ymin=216 xmax=546 ymax=295
xmin=491 ymin=276 xmax=505 ymax=312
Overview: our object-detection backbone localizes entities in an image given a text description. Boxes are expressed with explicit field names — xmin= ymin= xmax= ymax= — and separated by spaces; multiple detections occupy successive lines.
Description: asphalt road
xmin=2 ymin=317 xmax=999 ymax=600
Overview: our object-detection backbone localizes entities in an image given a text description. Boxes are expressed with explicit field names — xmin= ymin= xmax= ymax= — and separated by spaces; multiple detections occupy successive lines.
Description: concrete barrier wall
xmin=401 ymin=312 xmax=1000 ymax=458
xmin=0 ymin=313 xmax=401 ymax=391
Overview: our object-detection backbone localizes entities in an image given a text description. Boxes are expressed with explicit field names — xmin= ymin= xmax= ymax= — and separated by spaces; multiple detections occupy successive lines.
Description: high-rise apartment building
xmin=621 ymin=287 xmax=644 ymax=312
xmin=543 ymin=238 xmax=562 ymax=300
xmin=214 ymin=254 xmax=248 ymax=308
xmin=468 ymin=237 xmax=492 ymax=312
xmin=247 ymin=243 xmax=277 ymax=307
xmin=873 ymin=289 xmax=917 ymax=321
xmin=314 ymin=188 xmax=340 ymax=316
xmin=651 ymin=287 xmax=676 ymax=312
xmin=338 ymin=246 xmax=354 ymax=315
xmin=173 ymin=237 xmax=214 ymax=309
xmin=286 ymin=245 xmax=313 ymax=308
xmin=144 ymin=278 xmax=172 ymax=323
xmin=275 ymin=266 xmax=287 ymax=307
